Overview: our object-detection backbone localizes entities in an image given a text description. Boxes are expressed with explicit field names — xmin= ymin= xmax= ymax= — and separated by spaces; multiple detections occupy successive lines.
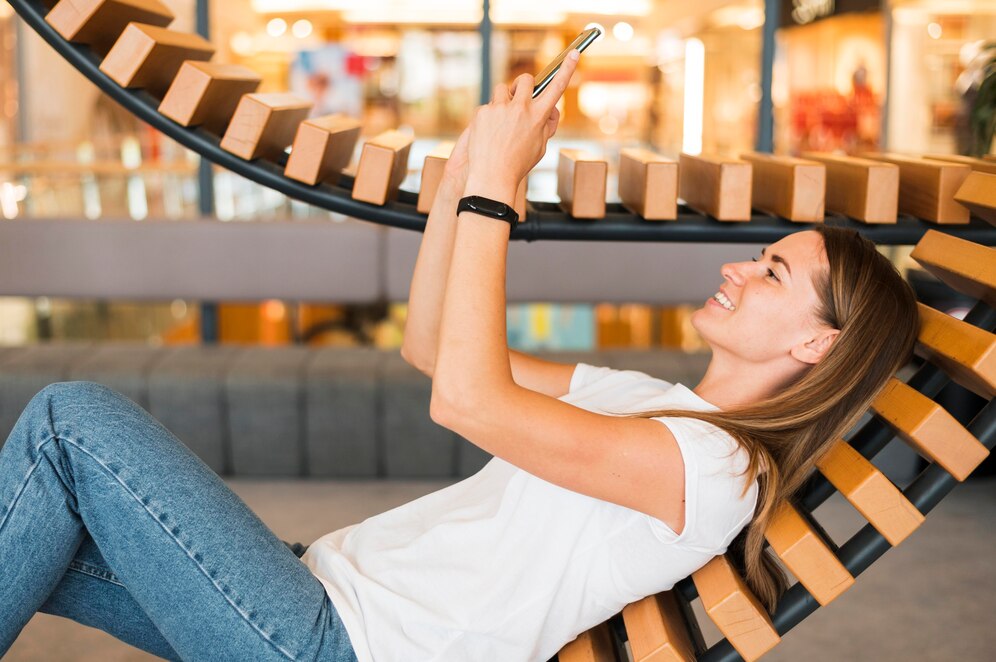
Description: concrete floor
xmin=6 ymin=477 xmax=996 ymax=661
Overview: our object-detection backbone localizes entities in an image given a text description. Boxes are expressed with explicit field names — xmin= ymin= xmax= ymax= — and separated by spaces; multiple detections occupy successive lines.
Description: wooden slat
xmin=915 ymin=302 xmax=996 ymax=399
xmin=678 ymin=153 xmax=752 ymax=221
xmin=351 ymin=130 xmax=414 ymax=206
xmin=925 ymin=154 xmax=996 ymax=176
xmin=740 ymin=152 xmax=825 ymax=222
xmin=558 ymin=622 xmax=617 ymax=662
xmin=284 ymin=114 xmax=361 ymax=186
xmin=219 ymin=93 xmax=313 ymax=161
xmin=816 ymin=439 xmax=924 ymax=546
xmin=558 ymin=149 xmax=607 ymax=219
xmin=622 ymin=591 xmax=695 ymax=662
xmin=802 ymin=152 xmax=898 ymax=223
xmin=860 ymin=152 xmax=971 ymax=223
xmin=619 ymin=148 xmax=678 ymax=220
xmin=416 ymin=141 xmax=455 ymax=213
xmin=46 ymin=0 xmax=174 ymax=55
xmin=910 ymin=230 xmax=996 ymax=308
xmin=764 ymin=501 xmax=854 ymax=606
xmin=99 ymin=24 xmax=214 ymax=97
xmin=954 ymin=171 xmax=996 ymax=226
xmin=158 ymin=62 xmax=261 ymax=134
xmin=870 ymin=377 xmax=990 ymax=481
xmin=691 ymin=555 xmax=780 ymax=661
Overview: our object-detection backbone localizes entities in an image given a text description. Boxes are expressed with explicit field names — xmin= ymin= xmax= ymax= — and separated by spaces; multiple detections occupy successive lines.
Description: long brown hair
xmin=609 ymin=226 xmax=919 ymax=613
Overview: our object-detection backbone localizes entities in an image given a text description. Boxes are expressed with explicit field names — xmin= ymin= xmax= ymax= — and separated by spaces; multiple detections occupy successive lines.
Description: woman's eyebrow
xmin=760 ymin=246 xmax=792 ymax=278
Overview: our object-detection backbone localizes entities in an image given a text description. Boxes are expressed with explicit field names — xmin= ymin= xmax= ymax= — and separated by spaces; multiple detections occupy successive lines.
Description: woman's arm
xmin=399 ymin=126 xmax=576 ymax=397
xmin=399 ymin=131 xmax=470 ymax=375
xmin=431 ymin=51 xmax=579 ymax=413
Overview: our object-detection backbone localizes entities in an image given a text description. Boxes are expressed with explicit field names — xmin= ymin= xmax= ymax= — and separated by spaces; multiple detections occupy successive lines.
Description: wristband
xmin=457 ymin=195 xmax=519 ymax=227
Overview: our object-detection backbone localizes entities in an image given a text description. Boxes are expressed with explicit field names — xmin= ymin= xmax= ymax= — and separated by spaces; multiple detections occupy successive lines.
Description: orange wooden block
xmin=741 ymin=152 xmax=825 ymax=222
xmin=352 ymin=130 xmax=414 ymax=206
xmin=910 ymin=230 xmax=996 ymax=308
xmin=816 ymin=440 xmax=924 ymax=546
xmin=220 ymin=93 xmax=313 ymax=161
xmin=871 ymin=378 xmax=990 ymax=481
xmin=678 ymin=153 xmax=752 ymax=221
xmin=159 ymin=62 xmax=261 ymax=134
xmin=46 ymin=0 xmax=174 ymax=55
xmin=915 ymin=302 xmax=996 ymax=399
xmin=954 ymin=171 xmax=996 ymax=226
xmin=416 ymin=141 xmax=455 ymax=214
xmin=558 ymin=149 xmax=607 ymax=219
xmin=622 ymin=591 xmax=695 ymax=662
xmin=802 ymin=152 xmax=898 ymax=223
xmin=925 ymin=154 xmax=996 ymax=176
xmin=860 ymin=152 xmax=971 ymax=223
xmin=764 ymin=501 xmax=854 ymax=606
xmin=99 ymin=23 xmax=214 ymax=97
xmin=557 ymin=622 xmax=616 ymax=662
xmin=691 ymin=555 xmax=779 ymax=661
xmin=284 ymin=114 xmax=361 ymax=186
xmin=619 ymin=148 xmax=678 ymax=220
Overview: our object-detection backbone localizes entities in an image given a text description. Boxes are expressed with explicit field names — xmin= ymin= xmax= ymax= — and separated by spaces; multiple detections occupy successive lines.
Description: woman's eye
xmin=751 ymin=257 xmax=779 ymax=282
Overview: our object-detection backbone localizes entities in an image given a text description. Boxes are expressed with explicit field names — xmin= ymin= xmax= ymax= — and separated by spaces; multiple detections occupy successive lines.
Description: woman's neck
xmin=693 ymin=350 xmax=808 ymax=410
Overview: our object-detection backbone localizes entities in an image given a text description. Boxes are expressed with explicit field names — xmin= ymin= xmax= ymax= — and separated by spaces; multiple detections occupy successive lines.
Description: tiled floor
xmin=6 ymin=477 xmax=996 ymax=661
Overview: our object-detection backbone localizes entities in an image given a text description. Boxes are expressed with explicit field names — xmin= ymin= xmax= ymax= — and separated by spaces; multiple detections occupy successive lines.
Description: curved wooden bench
xmin=556 ymin=229 xmax=995 ymax=661
xmin=9 ymin=0 xmax=995 ymax=245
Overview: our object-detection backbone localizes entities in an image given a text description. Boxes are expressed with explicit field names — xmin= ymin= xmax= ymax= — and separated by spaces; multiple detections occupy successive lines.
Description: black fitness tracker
xmin=457 ymin=195 xmax=519 ymax=227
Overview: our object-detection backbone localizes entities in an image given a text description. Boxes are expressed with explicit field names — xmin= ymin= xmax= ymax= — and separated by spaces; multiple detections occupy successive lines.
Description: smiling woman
xmin=602 ymin=224 xmax=919 ymax=613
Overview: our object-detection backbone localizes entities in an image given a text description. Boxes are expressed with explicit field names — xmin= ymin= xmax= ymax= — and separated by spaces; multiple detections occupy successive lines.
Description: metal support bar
xmin=480 ymin=0 xmax=492 ymax=106
xmin=756 ymin=0 xmax=780 ymax=152
xmin=195 ymin=0 xmax=218 ymax=342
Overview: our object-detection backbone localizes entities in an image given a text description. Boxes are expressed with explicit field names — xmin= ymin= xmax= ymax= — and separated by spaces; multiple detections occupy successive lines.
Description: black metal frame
xmin=8 ymin=0 xmax=996 ymax=245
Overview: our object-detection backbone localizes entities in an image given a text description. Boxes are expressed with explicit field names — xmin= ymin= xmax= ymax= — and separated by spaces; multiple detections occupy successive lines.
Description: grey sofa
xmin=0 ymin=344 xmax=714 ymax=479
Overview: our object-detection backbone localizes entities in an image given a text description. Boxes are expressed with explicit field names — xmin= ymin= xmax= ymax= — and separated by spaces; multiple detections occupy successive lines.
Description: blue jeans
xmin=0 ymin=381 xmax=358 ymax=662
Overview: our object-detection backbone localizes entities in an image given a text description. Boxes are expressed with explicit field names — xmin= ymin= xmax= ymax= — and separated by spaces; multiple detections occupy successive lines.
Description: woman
xmin=0 ymin=51 xmax=917 ymax=662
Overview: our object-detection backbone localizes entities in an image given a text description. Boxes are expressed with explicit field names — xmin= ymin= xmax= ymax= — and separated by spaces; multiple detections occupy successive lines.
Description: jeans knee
xmin=32 ymin=381 xmax=124 ymax=420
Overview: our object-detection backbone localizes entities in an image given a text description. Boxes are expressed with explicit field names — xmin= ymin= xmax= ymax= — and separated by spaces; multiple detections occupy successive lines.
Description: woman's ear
xmin=791 ymin=328 xmax=840 ymax=365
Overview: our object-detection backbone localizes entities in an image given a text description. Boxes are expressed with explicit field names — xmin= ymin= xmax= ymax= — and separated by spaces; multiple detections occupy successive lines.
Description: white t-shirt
xmin=300 ymin=361 xmax=759 ymax=662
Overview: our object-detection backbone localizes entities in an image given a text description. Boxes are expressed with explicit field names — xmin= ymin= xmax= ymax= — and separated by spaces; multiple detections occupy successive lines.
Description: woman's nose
xmin=720 ymin=262 xmax=746 ymax=287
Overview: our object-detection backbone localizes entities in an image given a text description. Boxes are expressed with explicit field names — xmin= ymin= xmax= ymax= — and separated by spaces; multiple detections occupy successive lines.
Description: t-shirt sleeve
xmin=568 ymin=362 xmax=670 ymax=395
xmin=646 ymin=415 xmax=758 ymax=552
xmin=569 ymin=362 xmax=615 ymax=393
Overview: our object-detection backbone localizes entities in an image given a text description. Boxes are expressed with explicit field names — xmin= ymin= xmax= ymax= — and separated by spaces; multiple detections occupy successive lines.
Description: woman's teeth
xmin=713 ymin=292 xmax=736 ymax=311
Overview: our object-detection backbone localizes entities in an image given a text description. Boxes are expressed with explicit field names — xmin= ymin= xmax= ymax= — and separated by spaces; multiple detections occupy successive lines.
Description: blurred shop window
xmin=889 ymin=4 xmax=996 ymax=154
xmin=774 ymin=12 xmax=885 ymax=154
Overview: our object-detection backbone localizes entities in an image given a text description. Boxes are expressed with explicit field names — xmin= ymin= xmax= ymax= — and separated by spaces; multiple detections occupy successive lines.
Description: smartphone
xmin=532 ymin=27 xmax=601 ymax=99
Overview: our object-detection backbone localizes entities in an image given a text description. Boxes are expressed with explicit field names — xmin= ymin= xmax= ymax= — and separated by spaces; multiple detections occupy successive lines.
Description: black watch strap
xmin=457 ymin=195 xmax=519 ymax=227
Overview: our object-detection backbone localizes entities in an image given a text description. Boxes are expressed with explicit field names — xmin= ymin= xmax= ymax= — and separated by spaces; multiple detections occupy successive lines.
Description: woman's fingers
xmin=491 ymin=82 xmax=511 ymax=103
xmin=543 ymin=105 xmax=561 ymax=140
xmin=511 ymin=73 xmax=534 ymax=102
xmin=537 ymin=49 xmax=580 ymax=115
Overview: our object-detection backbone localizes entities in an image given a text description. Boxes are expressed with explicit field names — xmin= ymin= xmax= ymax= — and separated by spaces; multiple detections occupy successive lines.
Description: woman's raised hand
xmin=441 ymin=125 xmax=472 ymax=192
xmin=463 ymin=49 xmax=580 ymax=199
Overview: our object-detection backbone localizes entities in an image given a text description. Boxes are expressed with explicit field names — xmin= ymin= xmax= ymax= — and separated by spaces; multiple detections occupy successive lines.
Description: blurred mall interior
xmin=0 ymin=0 xmax=993 ymax=350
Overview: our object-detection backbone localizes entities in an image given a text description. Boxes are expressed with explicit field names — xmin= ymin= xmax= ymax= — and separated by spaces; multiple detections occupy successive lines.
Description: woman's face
xmin=691 ymin=230 xmax=833 ymax=365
